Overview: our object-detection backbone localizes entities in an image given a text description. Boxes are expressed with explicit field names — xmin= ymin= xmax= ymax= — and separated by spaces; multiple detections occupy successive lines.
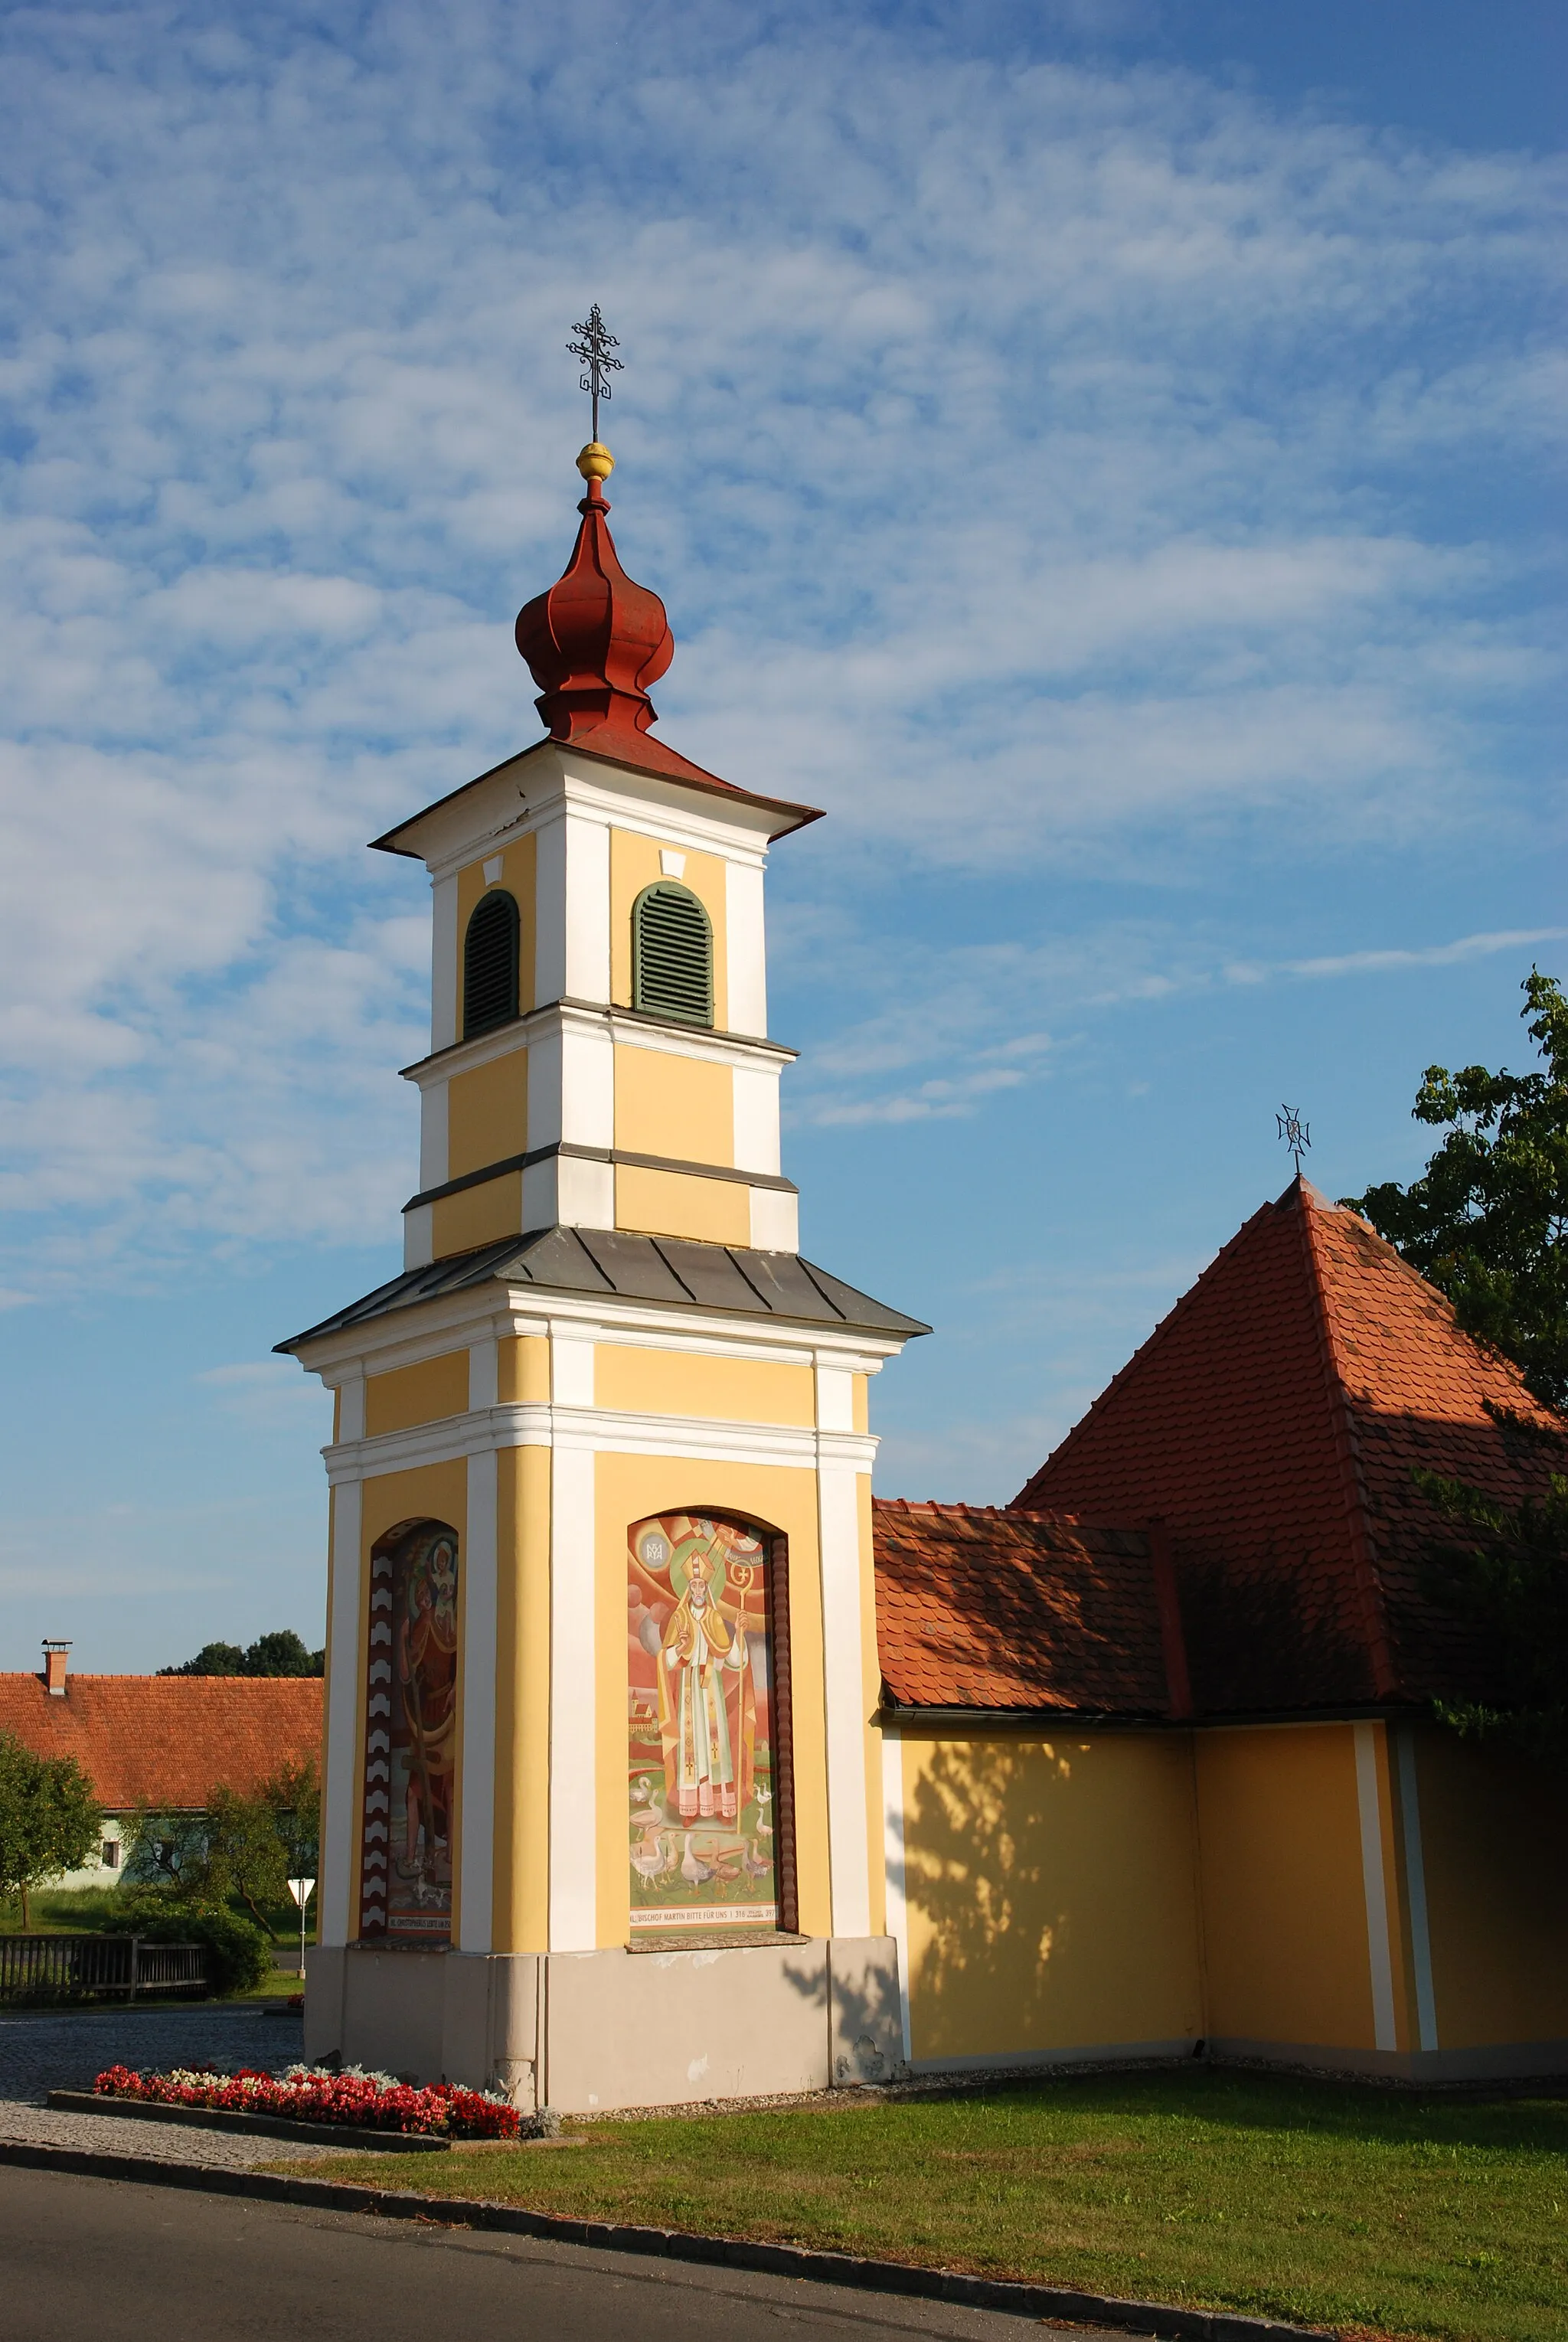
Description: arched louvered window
xmin=632 ymin=882 xmax=713 ymax=1027
xmin=462 ymin=890 xmax=520 ymax=1039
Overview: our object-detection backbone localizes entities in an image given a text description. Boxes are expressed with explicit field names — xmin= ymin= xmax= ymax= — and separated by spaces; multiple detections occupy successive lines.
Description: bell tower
xmin=281 ymin=383 xmax=925 ymax=2112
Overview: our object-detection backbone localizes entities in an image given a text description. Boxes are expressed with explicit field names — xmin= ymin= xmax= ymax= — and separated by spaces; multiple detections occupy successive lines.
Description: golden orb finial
xmin=577 ymin=440 xmax=615 ymax=484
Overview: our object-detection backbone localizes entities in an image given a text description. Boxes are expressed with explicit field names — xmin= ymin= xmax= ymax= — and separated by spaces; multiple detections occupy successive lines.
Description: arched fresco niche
xmin=358 ymin=1517 xmax=459 ymax=1943
xmin=626 ymin=1511 xmax=796 ymax=1939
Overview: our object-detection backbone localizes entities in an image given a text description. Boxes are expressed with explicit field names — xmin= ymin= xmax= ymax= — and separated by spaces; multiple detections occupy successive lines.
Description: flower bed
xmin=93 ymin=2062 xmax=520 ymax=2139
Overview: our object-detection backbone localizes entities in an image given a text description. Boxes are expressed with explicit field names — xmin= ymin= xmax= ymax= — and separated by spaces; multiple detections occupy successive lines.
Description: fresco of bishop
xmin=657 ymin=1530 xmax=756 ymax=1822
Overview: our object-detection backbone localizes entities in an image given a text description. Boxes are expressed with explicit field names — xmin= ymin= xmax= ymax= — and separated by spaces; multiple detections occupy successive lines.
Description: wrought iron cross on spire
xmin=568 ymin=303 xmax=622 ymax=442
xmin=1277 ymin=1103 xmax=1312 ymax=1177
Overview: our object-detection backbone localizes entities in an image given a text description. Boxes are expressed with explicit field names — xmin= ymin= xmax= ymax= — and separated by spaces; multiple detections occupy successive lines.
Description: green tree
xmin=1344 ymin=968 xmax=1568 ymax=1409
xmin=1414 ymin=1423 xmax=1568 ymax=1765
xmin=124 ymin=1788 xmax=289 ymax=1929
xmin=263 ymin=1756 xmax=321 ymax=1880
xmin=0 ymin=1733 xmax=103 ymax=1927
xmin=161 ymin=1628 xmax=324 ymax=1677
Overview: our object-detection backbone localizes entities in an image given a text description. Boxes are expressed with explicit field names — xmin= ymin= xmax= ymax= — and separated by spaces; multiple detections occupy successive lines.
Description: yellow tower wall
xmin=447 ymin=1052 xmax=528 ymax=1179
xmin=614 ymin=1163 xmax=750 ymax=1244
xmin=612 ymin=1044 xmax=733 ymax=1167
xmin=364 ymin=1351 xmax=470 ymax=1438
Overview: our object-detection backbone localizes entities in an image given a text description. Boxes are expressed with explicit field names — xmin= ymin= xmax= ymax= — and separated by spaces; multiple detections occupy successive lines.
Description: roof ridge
xmin=1009 ymin=1195 xmax=1284 ymax=1504
xmin=1295 ymin=1184 xmax=1398 ymax=1700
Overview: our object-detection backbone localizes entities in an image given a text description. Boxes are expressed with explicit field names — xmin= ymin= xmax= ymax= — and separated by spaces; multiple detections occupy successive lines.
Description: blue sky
xmin=1 ymin=0 xmax=1563 ymax=1669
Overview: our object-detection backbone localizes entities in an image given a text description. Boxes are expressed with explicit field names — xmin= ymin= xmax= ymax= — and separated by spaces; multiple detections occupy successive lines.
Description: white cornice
xmin=292 ymin=1285 xmax=909 ymax=1384
xmin=399 ymin=998 xmax=796 ymax=1089
xmin=324 ymin=1404 xmax=879 ymax=1483
xmin=410 ymin=745 xmax=784 ymax=881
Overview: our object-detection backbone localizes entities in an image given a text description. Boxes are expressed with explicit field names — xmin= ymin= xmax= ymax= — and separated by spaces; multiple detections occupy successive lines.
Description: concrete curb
xmin=0 ymin=2135 xmax=1338 ymax=2342
xmin=44 ymin=2091 xmax=449 ymax=2153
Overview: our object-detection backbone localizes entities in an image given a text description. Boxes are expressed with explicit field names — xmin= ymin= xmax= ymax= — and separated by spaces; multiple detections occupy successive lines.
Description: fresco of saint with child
xmin=626 ymin=1513 xmax=779 ymax=1934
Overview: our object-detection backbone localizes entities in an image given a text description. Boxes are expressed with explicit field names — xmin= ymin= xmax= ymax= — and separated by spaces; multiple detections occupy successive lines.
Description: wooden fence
xmin=0 ymin=1935 xmax=207 ymax=2002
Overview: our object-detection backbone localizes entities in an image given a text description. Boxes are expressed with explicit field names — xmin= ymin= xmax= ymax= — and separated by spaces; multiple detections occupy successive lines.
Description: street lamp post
xmin=286 ymin=1876 xmax=316 ymax=1981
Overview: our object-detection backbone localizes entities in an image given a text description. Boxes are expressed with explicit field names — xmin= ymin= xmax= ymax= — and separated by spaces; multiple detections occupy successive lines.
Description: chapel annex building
xmin=283 ymin=433 xmax=1567 ymax=2108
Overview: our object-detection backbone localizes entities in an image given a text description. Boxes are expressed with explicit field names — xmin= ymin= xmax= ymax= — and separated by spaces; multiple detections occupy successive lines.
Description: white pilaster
xmin=732 ymin=1064 xmax=781 ymax=1175
xmin=549 ymin=1334 xmax=599 ymax=1951
xmin=549 ymin=1438 xmax=598 ymax=1953
xmin=403 ymin=1204 xmax=434 ymax=1271
xmin=818 ymin=1362 xmax=871 ymax=1938
xmin=534 ymin=808 xmax=567 ymax=1004
xmin=431 ymin=873 xmax=459 ymax=1053
xmin=1354 ymin=1722 xmax=1398 ymax=2054
xmin=725 ymin=859 xmax=767 ymax=1037
xmin=560 ymin=1021 xmax=615 ymax=1148
xmin=419 ymin=1080 xmax=449 ymax=1192
xmin=321 ymin=1476 xmax=364 ymax=1948
xmin=1396 ymin=1727 xmax=1439 ymax=2053
xmin=458 ymin=1445 xmax=498 ymax=1952
xmin=749 ymin=1187 xmax=799 ymax=1253
xmin=563 ymin=810 xmax=611 ymax=1004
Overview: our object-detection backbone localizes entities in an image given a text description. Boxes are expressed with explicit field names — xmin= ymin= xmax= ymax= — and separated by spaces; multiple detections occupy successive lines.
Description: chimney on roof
xmin=41 ymin=1641 xmax=70 ymax=1697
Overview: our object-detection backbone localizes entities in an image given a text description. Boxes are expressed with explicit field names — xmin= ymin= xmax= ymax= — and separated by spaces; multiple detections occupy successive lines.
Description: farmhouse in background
xmin=0 ymin=1649 xmax=321 ymax=1887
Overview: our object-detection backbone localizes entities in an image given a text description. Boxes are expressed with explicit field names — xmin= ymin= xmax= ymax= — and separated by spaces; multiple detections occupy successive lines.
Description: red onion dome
xmin=514 ymin=443 xmax=675 ymax=747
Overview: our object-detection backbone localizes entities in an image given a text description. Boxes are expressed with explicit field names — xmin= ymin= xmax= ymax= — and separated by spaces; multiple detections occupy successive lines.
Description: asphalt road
xmin=0 ymin=2164 xmax=1120 ymax=2342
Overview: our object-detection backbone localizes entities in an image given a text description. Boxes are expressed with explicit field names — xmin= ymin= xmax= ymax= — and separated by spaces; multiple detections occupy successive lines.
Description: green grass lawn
xmin=279 ymin=2069 xmax=1568 ymax=2342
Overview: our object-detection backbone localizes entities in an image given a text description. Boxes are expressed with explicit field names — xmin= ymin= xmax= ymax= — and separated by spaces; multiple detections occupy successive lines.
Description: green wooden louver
xmin=463 ymin=890 xmax=520 ymax=1037
xmin=632 ymin=882 xmax=713 ymax=1026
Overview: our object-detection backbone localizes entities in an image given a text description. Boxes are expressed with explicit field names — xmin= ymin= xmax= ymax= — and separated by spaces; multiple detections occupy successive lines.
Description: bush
xmin=100 ymin=1892 xmax=272 ymax=1997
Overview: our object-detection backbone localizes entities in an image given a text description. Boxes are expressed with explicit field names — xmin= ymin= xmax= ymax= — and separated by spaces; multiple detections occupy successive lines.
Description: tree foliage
xmin=1344 ymin=969 xmax=1568 ymax=1409
xmin=122 ymin=1759 xmax=319 ymax=1929
xmin=1414 ymin=1419 xmax=1568 ymax=1765
xmin=0 ymin=1733 xmax=103 ymax=1927
xmin=161 ymin=1628 xmax=324 ymax=1677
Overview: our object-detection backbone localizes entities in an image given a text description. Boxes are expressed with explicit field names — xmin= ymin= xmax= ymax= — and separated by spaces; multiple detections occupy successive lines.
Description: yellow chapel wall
xmin=1409 ymin=1726 xmax=1568 ymax=2050
xmin=609 ymin=828 xmax=729 ymax=1031
xmin=1194 ymin=1723 xmax=1390 ymax=2053
xmin=591 ymin=1451 xmax=831 ymax=1949
xmin=895 ymin=1730 xmax=1204 ymax=2063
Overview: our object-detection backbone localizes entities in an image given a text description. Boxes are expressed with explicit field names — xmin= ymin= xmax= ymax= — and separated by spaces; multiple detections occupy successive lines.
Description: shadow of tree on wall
xmin=780 ymin=1945 xmax=906 ymax=2082
xmin=901 ymin=1737 xmax=1077 ymax=2063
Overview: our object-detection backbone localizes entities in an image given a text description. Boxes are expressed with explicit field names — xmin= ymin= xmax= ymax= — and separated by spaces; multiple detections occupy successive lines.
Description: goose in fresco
xmin=631 ymin=1830 xmax=674 ymax=1884
xmin=681 ymin=1833 xmax=716 ymax=1886
xmin=742 ymin=1841 xmax=771 ymax=1880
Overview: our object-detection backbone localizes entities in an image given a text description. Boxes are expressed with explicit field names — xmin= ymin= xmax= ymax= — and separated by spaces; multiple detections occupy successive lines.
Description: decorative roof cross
xmin=567 ymin=303 xmax=622 ymax=443
xmin=1276 ymin=1103 xmax=1312 ymax=1177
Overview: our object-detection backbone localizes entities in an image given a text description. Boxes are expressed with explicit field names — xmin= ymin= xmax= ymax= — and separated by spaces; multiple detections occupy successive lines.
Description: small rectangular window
xmin=102 ymin=1840 xmax=119 ymax=1870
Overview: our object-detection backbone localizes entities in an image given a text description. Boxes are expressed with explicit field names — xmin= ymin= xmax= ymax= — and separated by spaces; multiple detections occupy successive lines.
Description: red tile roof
xmin=0 ymin=1674 xmax=322 ymax=1810
xmin=872 ymin=1500 xmax=1188 ymax=1717
xmin=1012 ymin=1178 xmax=1566 ymax=1714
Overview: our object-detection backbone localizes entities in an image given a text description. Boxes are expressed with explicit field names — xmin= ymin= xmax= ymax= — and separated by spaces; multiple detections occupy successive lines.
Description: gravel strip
xmin=0 ymin=2004 xmax=361 ymax=2168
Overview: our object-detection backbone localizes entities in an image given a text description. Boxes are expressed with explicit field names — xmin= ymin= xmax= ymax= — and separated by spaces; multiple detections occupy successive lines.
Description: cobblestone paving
xmin=0 ymin=2004 xmax=361 ymax=2167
